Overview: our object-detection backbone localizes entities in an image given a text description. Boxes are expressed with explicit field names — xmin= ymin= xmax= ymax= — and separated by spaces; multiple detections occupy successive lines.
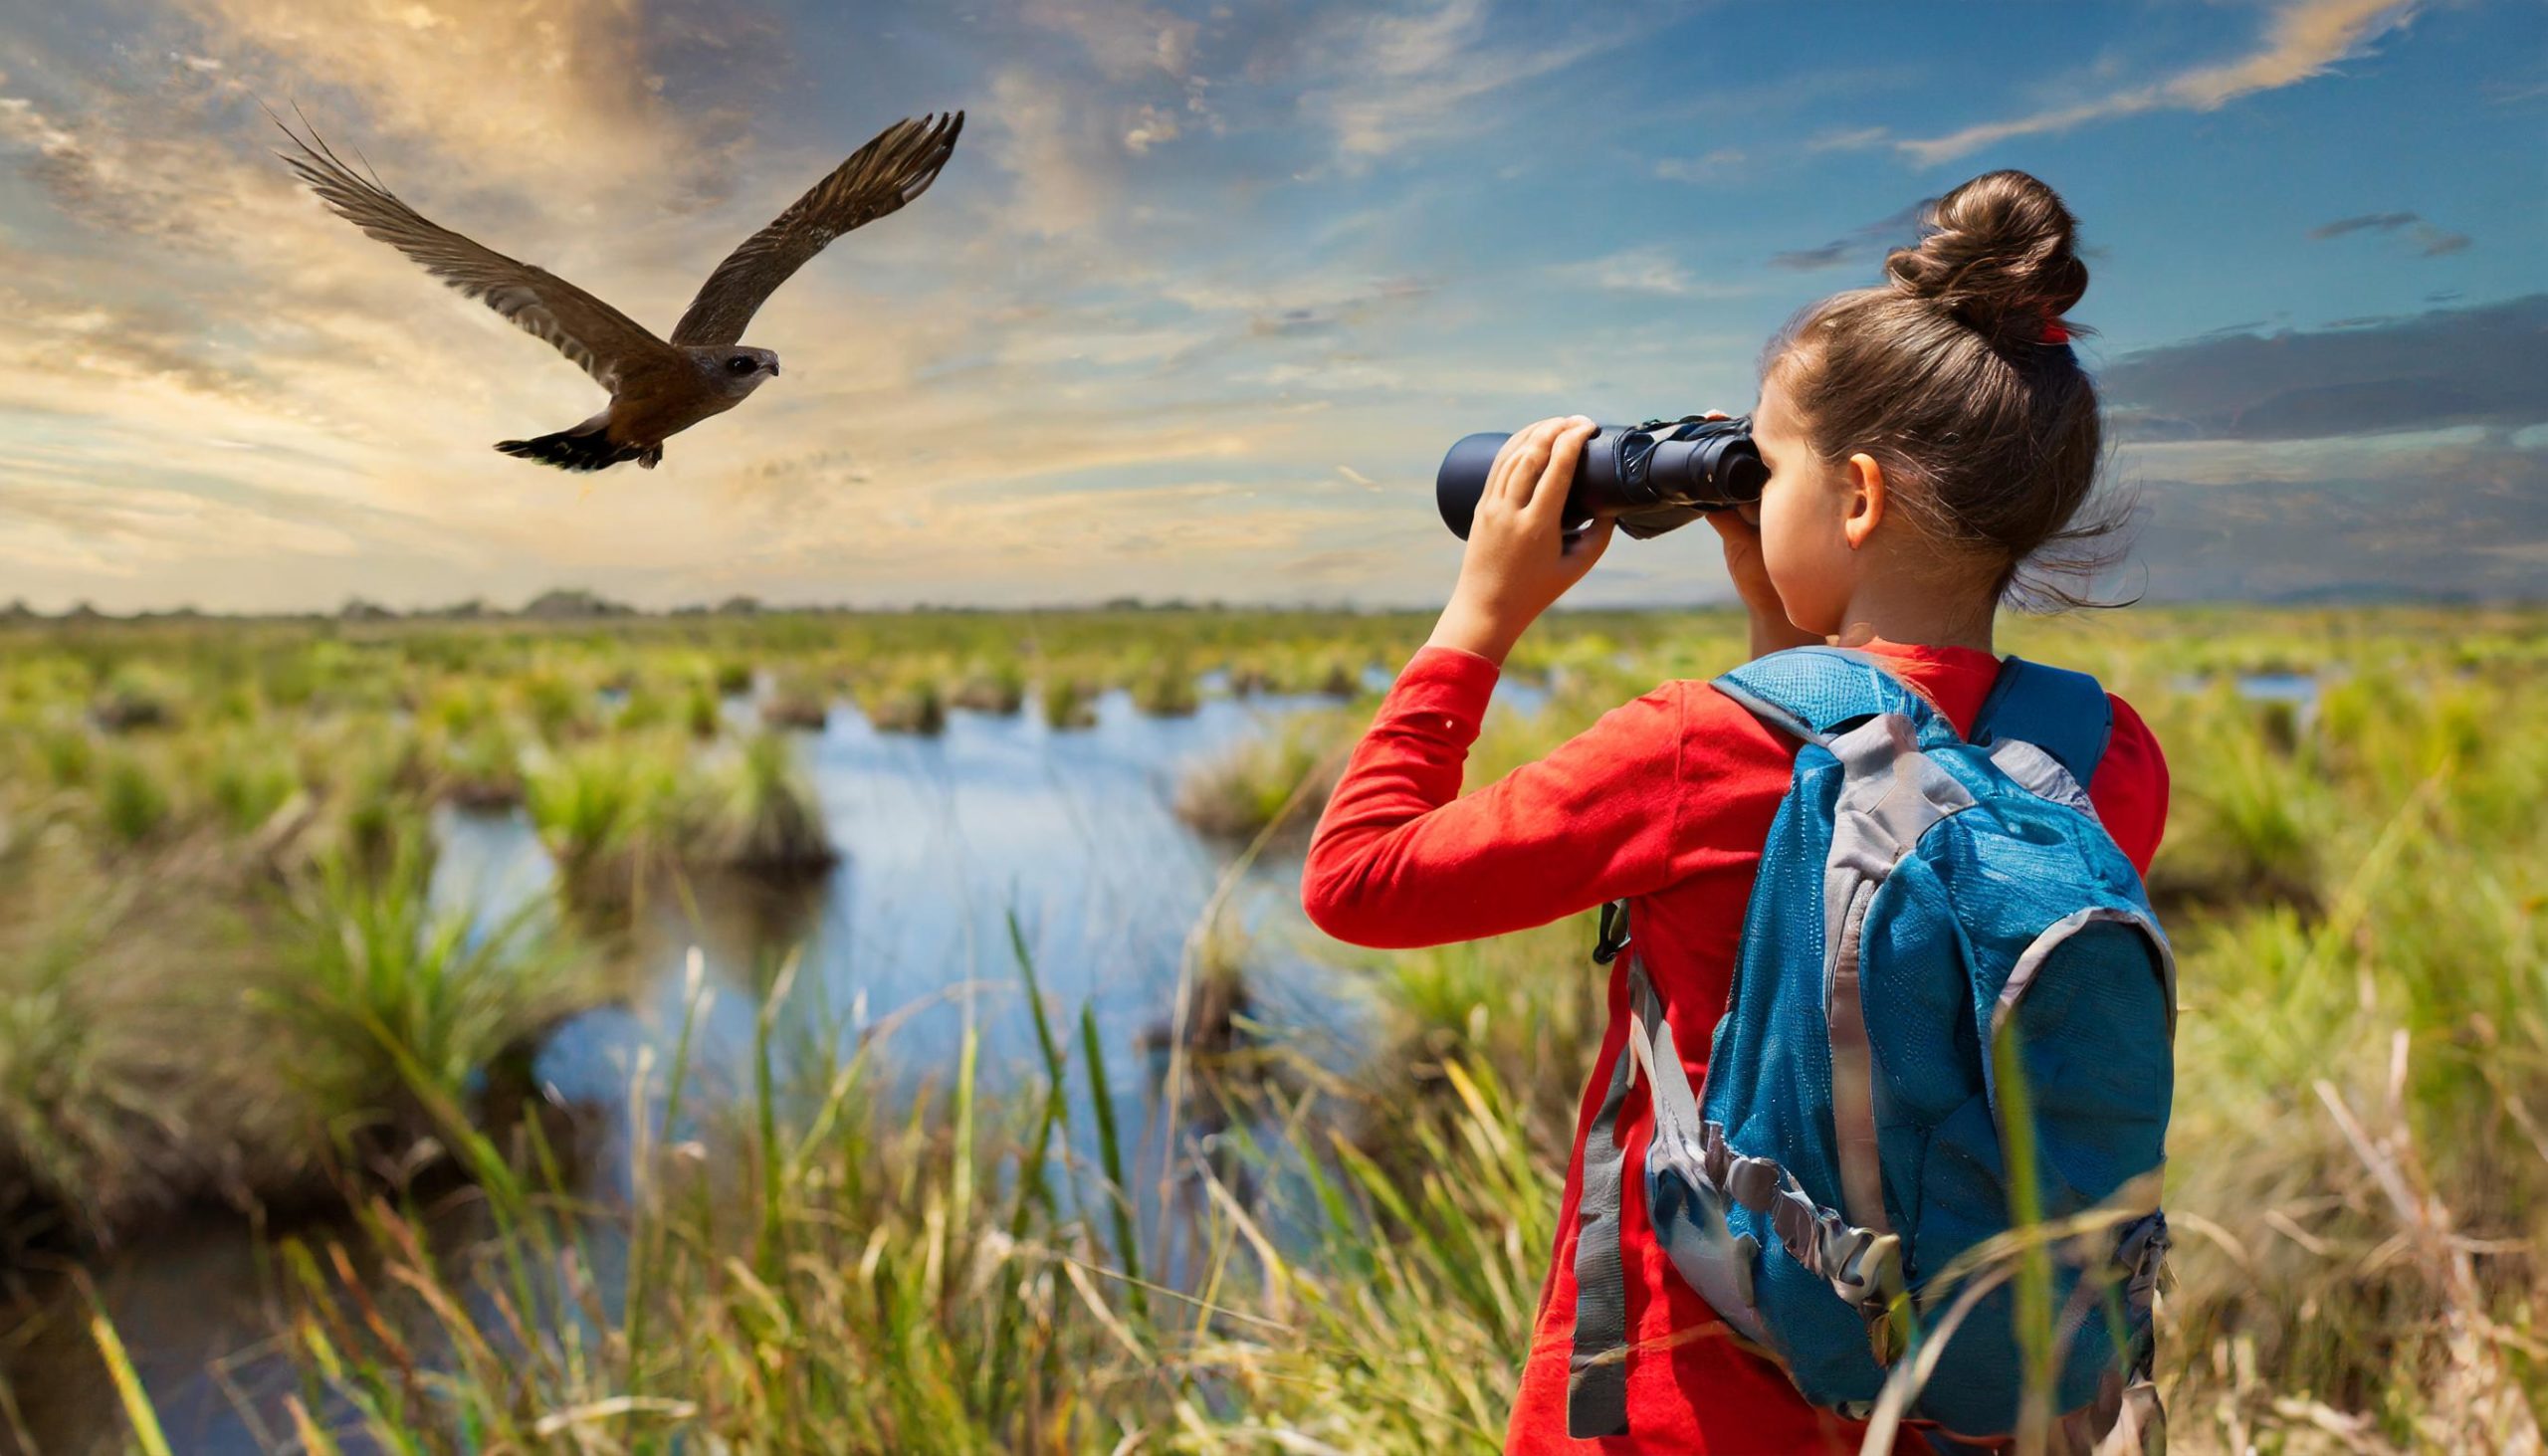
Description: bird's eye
xmin=728 ymin=356 xmax=752 ymax=373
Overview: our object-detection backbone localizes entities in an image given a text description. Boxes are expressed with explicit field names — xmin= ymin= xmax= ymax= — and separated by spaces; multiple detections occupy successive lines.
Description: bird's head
xmin=694 ymin=345 xmax=780 ymax=396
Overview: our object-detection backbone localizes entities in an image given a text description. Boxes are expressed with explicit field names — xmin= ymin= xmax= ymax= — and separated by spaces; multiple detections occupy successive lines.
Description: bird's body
xmin=497 ymin=346 xmax=778 ymax=471
xmin=279 ymin=111 xmax=962 ymax=472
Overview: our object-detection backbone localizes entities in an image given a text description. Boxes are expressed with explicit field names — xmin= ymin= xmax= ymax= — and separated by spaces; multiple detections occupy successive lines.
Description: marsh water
xmin=9 ymin=667 xmax=1552 ymax=1454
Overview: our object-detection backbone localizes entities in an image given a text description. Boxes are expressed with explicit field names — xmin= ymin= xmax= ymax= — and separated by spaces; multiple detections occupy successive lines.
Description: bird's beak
xmin=766 ymin=361 xmax=780 ymax=377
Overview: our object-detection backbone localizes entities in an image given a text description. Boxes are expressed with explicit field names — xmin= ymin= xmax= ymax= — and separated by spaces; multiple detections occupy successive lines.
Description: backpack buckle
xmin=1592 ymin=899 xmax=1631 ymax=964
xmin=1831 ymin=1230 xmax=1908 ymax=1364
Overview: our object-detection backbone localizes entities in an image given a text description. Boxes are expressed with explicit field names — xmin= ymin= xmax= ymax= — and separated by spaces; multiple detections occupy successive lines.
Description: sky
xmin=0 ymin=0 xmax=2541 ymax=613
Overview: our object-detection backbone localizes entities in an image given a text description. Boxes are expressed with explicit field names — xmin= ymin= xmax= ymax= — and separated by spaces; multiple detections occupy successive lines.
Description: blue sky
xmin=0 ymin=0 xmax=2540 ymax=611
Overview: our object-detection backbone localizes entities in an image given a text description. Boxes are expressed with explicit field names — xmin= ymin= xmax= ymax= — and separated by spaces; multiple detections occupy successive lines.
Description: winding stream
xmin=8 ymin=668 xmax=1552 ymax=1454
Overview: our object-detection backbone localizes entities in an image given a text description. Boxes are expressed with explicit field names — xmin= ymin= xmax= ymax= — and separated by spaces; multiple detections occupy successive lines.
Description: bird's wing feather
xmin=669 ymin=111 xmax=963 ymax=349
xmin=278 ymin=120 xmax=680 ymax=394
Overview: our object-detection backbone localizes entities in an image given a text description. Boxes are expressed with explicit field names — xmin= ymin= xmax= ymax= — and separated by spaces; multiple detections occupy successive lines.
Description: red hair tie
xmin=2040 ymin=316 xmax=2070 ymax=344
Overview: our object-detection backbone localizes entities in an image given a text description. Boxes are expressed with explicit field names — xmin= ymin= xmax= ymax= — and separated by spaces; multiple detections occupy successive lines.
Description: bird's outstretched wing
xmin=669 ymin=111 xmax=963 ymax=349
xmin=277 ymin=118 xmax=681 ymax=393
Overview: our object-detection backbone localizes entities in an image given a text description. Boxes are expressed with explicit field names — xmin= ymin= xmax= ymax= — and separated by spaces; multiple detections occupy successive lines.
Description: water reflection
xmin=22 ymin=667 xmax=1551 ymax=1451
xmin=2167 ymin=668 xmax=2326 ymax=733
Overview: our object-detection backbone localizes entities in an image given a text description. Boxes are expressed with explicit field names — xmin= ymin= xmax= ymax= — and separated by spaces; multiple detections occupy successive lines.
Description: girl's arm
xmin=1300 ymin=642 xmax=1685 ymax=949
xmin=1300 ymin=413 xmax=1731 ymax=948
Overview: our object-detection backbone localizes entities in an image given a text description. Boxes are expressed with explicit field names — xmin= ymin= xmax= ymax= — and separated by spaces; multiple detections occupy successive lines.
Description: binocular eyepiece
xmin=1435 ymin=414 xmax=1767 ymax=542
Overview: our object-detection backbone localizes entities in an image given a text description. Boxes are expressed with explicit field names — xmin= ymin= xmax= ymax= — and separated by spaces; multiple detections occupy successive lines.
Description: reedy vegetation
xmin=0 ymin=605 xmax=2538 ymax=1453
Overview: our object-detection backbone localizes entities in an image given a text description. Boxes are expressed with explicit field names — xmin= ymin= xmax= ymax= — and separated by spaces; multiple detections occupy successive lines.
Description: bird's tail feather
xmin=495 ymin=424 xmax=642 ymax=473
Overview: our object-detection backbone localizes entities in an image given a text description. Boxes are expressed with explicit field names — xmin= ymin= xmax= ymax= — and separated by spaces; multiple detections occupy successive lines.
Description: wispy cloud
xmin=1653 ymin=146 xmax=1744 ymax=184
xmin=1553 ymin=246 xmax=1755 ymax=300
xmin=180 ymin=0 xmax=761 ymax=204
xmin=1294 ymin=0 xmax=1621 ymax=165
xmin=2309 ymin=210 xmax=2418 ymax=238
xmin=1872 ymin=0 xmax=2422 ymax=165
xmin=981 ymin=67 xmax=1128 ymax=238
xmin=1020 ymin=0 xmax=1199 ymax=83
xmin=2308 ymin=209 xmax=2471 ymax=256
xmin=1767 ymin=197 xmax=1936 ymax=273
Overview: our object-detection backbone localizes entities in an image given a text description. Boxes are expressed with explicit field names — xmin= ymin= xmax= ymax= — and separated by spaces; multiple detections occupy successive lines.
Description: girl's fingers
xmin=1522 ymin=417 xmax=1597 ymax=521
xmin=1485 ymin=428 xmax=1529 ymax=504
xmin=1484 ymin=429 xmax=1526 ymax=507
xmin=1564 ymin=513 xmax=1616 ymax=564
xmin=1484 ymin=442 xmax=1513 ymax=509
xmin=1492 ymin=417 xmax=1569 ymax=508
xmin=1508 ymin=422 xmax=1558 ymax=506
xmin=1483 ymin=433 xmax=1520 ymax=506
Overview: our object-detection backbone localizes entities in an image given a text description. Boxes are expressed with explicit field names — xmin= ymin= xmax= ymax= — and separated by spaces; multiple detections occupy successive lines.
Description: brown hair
xmin=1760 ymin=169 xmax=2137 ymax=610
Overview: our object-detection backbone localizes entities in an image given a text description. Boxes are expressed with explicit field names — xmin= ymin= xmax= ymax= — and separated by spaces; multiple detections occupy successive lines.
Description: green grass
xmin=1132 ymin=657 xmax=1200 ymax=717
xmin=762 ymin=669 xmax=833 ymax=729
xmin=951 ymin=659 xmax=1028 ymax=714
xmin=1171 ymin=709 xmax=1355 ymax=844
xmin=521 ymin=732 xmax=686 ymax=899
xmin=865 ymin=674 xmax=948 ymax=734
xmin=93 ymin=748 xmax=170 ymax=846
xmin=1041 ymin=675 xmax=1099 ymax=729
xmin=261 ymin=823 xmax=595 ymax=1147
xmin=201 ymin=729 xmax=301 ymax=832
xmin=686 ymin=729 xmax=838 ymax=874
xmin=7 ymin=605 xmax=2544 ymax=1453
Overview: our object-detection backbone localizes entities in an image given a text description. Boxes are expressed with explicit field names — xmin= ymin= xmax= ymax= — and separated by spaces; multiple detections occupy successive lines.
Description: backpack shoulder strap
xmin=1972 ymin=655 xmax=2113 ymax=790
xmin=1711 ymin=644 xmax=1952 ymax=746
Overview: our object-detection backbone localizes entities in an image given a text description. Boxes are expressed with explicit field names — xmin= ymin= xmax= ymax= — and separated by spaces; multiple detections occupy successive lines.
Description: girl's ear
xmin=1843 ymin=452 xmax=1886 ymax=550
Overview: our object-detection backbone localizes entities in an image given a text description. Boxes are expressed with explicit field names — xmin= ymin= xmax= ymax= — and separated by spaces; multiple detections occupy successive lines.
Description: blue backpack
xmin=1567 ymin=646 xmax=2175 ymax=1452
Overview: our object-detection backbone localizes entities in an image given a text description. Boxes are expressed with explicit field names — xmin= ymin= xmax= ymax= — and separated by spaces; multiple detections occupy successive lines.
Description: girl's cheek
xmin=1763 ymin=497 xmax=1836 ymax=629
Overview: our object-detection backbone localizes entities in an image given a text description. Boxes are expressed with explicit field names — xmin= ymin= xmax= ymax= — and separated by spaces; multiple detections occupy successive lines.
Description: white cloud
xmin=1805 ymin=125 xmax=1890 ymax=154
xmin=1020 ymin=0 xmax=1199 ymax=83
xmin=1653 ymin=146 xmax=1744 ymax=183
xmin=171 ymin=0 xmax=744 ymax=204
xmin=1884 ymin=0 xmax=2421 ymax=165
xmin=983 ymin=67 xmax=1122 ymax=238
xmin=1552 ymin=247 xmax=1757 ymax=301
xmin=994 ymin=321 xmax=1212 ymax=367
xmin=1296 ymin=0 xmax=1618 ymax=165
xmin=1123 ymin=104 xmax=1182 ymax=155
xmin=0 ymin=476 xmax=376 ymax=574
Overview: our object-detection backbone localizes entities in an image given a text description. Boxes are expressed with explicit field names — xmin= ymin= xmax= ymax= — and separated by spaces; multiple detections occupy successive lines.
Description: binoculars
xmin=1435 ymin=415 xmax=1767 ymax=542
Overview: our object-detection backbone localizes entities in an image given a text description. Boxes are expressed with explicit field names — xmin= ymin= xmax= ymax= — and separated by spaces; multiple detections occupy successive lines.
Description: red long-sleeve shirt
xmin=1302 ymin=634 xmax=2170 ymax=1456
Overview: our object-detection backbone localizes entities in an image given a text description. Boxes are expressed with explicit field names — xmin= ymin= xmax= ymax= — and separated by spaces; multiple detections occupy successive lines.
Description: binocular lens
xmin=1435 ymin=417 xmax=1766 ymax=541
xmin=1435 ymin=433 xmax=1510 ymax=540
xmin=1650 ymin=438 xmax=1768 ymax=504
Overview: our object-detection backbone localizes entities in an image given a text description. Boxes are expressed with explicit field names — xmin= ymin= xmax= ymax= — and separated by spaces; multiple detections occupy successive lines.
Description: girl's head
xmin=1747 ymin=169 xmax=2132 ymax=635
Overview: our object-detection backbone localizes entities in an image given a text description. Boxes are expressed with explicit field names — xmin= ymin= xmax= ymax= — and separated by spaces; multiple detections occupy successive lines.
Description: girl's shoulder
xmin=1660 ymin=675 xmax=1831 ymax=796
xmin=1655 ymin=669 xmax=2169 ymax=875
xmin=2091 ymin=691 xmax=2170 ymax=875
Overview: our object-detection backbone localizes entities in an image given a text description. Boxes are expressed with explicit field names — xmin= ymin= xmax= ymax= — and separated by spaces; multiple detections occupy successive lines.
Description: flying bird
xmin=278 ymin=109 xmax=963 ymax=472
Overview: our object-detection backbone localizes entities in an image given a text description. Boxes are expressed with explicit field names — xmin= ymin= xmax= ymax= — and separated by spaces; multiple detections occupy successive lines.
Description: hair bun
xmin=1882 ymin=170 xmax=2089 ymax=346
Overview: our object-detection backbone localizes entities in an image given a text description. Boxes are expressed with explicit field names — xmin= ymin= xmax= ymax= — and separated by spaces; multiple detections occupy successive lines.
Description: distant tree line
xmin=0 ymin=590 xmax=1392 ymax=623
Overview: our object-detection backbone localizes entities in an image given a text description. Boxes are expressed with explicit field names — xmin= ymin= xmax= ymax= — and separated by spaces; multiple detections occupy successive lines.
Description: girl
xmin=1301 ymin=169 xmax=2170 ymax=1455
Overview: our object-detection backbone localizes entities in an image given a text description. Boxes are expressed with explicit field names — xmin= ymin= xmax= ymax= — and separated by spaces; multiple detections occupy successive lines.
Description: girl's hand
xmin=1705 ymin=498 xmax=1782 ymax=619
xmin=1707 ymin=495 xmax=1825 ymax=657
xmin=1427 ymin=415 xmax=1607 ymax=666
